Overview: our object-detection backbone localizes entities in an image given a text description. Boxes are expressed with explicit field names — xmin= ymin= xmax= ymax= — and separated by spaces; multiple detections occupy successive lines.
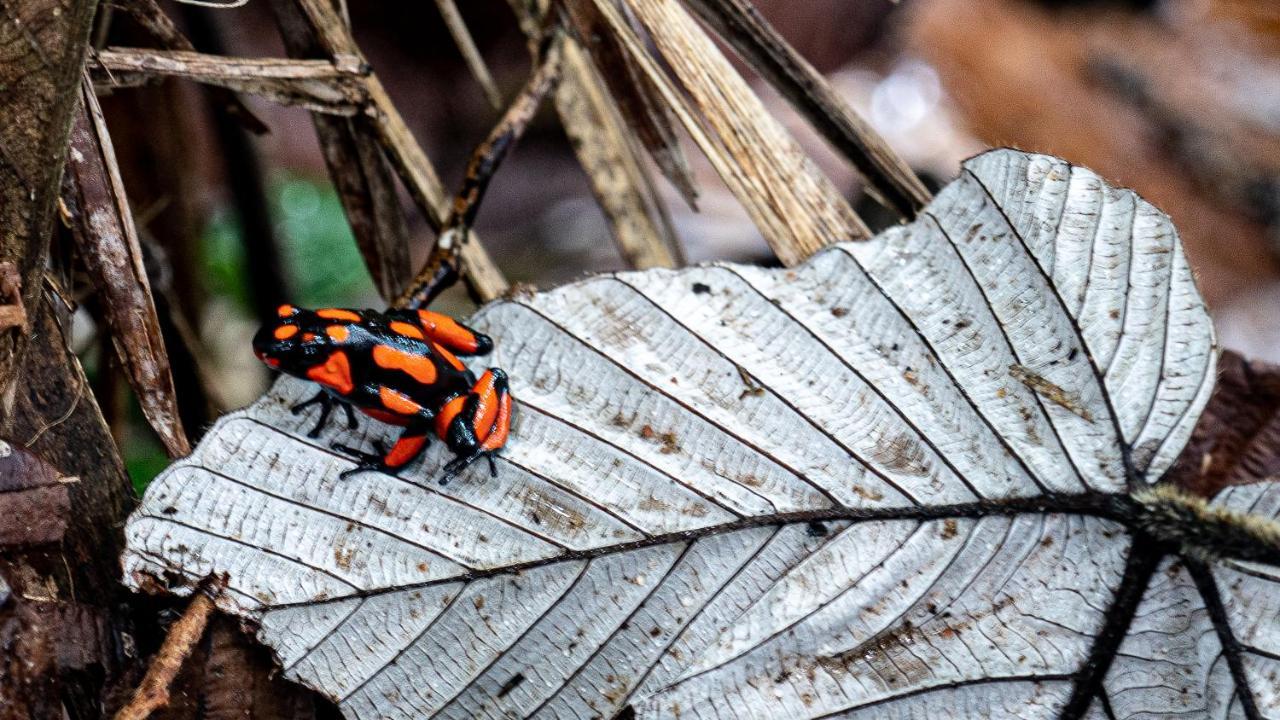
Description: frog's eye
xmin=273 ymin=324 xmax=299 ymax=341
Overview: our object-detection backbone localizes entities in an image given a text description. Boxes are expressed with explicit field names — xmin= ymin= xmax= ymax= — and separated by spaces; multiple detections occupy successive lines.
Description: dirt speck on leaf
xmin=1008 ymin=363 xmax=1094 ymax=422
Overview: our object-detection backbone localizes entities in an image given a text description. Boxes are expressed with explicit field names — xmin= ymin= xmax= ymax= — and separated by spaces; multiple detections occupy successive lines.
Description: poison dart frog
xmin=252 ymin=304 xmax=512 ymax=484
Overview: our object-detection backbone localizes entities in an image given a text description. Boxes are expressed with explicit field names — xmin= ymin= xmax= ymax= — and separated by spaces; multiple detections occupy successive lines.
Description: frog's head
xmin=252 ymin=304 xmax=340 ymax=373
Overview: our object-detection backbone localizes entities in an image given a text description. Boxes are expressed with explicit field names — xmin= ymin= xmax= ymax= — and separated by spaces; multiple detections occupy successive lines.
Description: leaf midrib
xmin=253 ymin=491 xmax=1132 ymax=611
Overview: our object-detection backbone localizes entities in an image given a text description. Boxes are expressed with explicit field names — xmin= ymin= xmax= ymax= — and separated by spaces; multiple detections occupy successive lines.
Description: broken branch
xmin=91 ymin=48 xmax=370 ymax=115
xmin=396 ymin=30 xmax=564 ymax=309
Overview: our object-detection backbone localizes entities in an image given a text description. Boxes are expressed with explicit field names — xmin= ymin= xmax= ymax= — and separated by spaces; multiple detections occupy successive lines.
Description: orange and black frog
xmin=252 ymin=304 xmax=512 ymax=484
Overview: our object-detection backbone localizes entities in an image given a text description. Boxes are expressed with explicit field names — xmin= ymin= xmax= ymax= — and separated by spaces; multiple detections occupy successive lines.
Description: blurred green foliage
xmin=126 ymin=430 xmax=169 ymax=496
xmin=204 ymin=172 xmax=377 ymax=311
xmin=126 ymin=173 xmax=375 ymax=494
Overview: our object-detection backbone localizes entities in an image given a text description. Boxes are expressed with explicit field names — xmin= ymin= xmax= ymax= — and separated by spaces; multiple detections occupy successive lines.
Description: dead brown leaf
xmin=63 ymin=75 xmax=189 ymax=459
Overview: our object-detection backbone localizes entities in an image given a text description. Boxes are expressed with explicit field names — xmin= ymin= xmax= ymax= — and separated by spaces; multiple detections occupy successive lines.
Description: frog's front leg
xmin=291 ymin=389 xmax=359 ymax=438
xmin=438 ymin=368 xmax=513 ymax=485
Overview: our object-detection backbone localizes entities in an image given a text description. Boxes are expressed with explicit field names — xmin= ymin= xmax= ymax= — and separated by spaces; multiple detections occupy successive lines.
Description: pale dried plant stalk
xmin=561 ymin=0 xmax=701 ymax=210
xmin=553 ymin=39 xmax=682 ymax=268
xmin=508 ymin=0 xmax=682 ymax=270
xmin=592 ymin=0 xmax=870 ymax=266
xmin=684 ymin=0 xmax=931 ymax=216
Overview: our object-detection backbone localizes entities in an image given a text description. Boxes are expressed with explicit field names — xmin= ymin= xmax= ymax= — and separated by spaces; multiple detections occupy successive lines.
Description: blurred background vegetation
xmin=89 ymin=0 xmax=1280 ymax=491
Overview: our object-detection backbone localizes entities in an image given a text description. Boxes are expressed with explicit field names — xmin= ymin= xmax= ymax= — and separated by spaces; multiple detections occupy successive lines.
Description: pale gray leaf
xmin=123 ymin=150 xmax=1280 ymax=719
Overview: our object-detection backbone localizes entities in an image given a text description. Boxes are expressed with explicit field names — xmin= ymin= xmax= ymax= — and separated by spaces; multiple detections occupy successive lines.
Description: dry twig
xmin=397 ymin=31 xmax=565 ymax=309
xmin=112 ymin=583 xmax=223 ymax=720
xmin=434 ymin=0 xmax=504 ymax=109
xmin=91 ymin=48 xmax=370 ymax=115
xmin=117 ymin=0 xmax=269 ymax=133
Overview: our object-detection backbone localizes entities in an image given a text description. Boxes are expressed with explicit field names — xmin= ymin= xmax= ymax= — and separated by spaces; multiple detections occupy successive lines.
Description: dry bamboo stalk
xmin=684 ymin=0 xmax=931 ymax=217
xmin=510 ymin=0 xmax=682 ymax=270
xmin=92 ymin=49 xmax=369 ymax=115
xmin=593 ymin=0 xmax=869 ymax=266
xmin=561 ymin=0 xmax=700 ymax=210
xmin=292 ymin=0 xmax=509 ymax=301
xmin=434 ymin=0 xmax=504 ymax=109
xmin=555 ymin=39 xmax=682 ymax=268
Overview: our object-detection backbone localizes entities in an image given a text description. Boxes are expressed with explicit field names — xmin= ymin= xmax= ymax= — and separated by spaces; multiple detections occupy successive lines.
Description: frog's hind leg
xmin=335 ymin=414 xmax=433 ymax=480
xmin=412 ymin=309 xmax=494 ymax=357
xmin=438 ymin=368 xmax=513 ymax=485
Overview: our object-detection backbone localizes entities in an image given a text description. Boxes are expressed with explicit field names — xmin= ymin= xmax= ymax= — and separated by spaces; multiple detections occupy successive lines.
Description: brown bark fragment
xmin=0 ymin=0 xmax=100 ymax=423
xmin=0 ymin=263 xmax=28 ymax=332
xmin=0 ymin=599 xmax=110 ymax=720
xmin=0 ymin=298 xmax=141 ymax=719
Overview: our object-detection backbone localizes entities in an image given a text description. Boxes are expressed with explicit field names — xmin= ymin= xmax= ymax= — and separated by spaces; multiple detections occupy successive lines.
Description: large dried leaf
xmin=122 ymin=150 xmax=1280 ymax=718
